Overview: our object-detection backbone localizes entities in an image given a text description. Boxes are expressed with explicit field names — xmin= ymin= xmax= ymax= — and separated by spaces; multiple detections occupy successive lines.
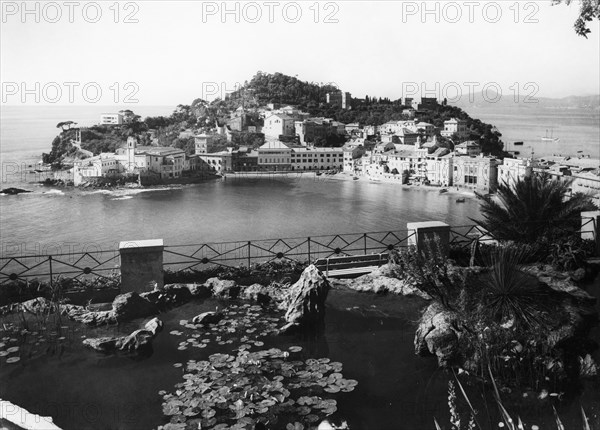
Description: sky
xmin=1 ymin=0 xmax=599 ymax=107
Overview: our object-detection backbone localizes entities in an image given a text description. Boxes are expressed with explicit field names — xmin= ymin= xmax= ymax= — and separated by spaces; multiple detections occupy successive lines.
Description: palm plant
xmin=473 ymin=173 xmax=594 ymax=242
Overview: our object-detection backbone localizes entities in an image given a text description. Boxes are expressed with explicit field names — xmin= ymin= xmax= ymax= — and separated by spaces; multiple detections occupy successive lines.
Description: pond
xmin=1 ymin=286 xmax=599 ymax=430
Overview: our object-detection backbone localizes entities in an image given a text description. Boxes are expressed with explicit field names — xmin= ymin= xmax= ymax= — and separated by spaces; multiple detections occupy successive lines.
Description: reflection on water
xmin=1 ymin=287 xmax=599 ymax=429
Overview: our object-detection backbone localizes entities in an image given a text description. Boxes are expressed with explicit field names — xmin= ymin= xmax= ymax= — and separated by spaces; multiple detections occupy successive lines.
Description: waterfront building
xmin=257 ymin=140 xmax=292 ymax=171
xmin=498 ymin=157 xmax=533 ymax=187
xmin=73 ymin=153 xmax=123 ymax=185
xmin=99 ymin=113 xmax=123 ymax=125
xmin=452 ymin=155 xmax=499 ymax=193
xmin=342 ymin=142 xmax=365 ymax=173
xmin=571 ymin=170 xmax=600 ymax=207
xmin=135 ymin=146 xmax=186 ymax=179
xmin=195 ymin=150 xmax=233 ymax=174
xmin=290 ymin=147 xmax=344 ymax=171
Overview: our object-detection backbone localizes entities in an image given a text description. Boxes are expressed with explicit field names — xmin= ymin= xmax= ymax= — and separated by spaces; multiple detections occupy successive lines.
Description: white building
xmin=99 ymin=113 xmax=123 ymax=125
xmin=262 ymin=114 xmax=296 ymax=139
xmin=441 ymin=118 xmax=469 ymax=139
xmin=290 ymin=147 xmax=344 ymax=171
xmin=257 ymin=140 xmax=291 ymax=171
xmin=498 ymin=158 xmax=533 ymax=188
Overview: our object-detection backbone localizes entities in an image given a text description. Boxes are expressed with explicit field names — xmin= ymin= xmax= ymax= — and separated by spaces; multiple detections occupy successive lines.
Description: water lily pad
xmin=5 ymin=356 xmax=20 ymax=364
xmin=0 ymin=351 xmax=8 ymax=357
xmin=289 ymin=346 xmax=302 ymax=353
xmin=173 ymin=363 xmax=183 ymax=368
xmin=6 ymin=346 xmax=19 ymax=353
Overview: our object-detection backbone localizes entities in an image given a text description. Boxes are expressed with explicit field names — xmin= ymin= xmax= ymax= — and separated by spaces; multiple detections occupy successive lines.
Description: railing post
xmin=581 ymin=211 xmax=600 ymax=257
xmin=48 ymin=256 xmax=53 ymax=289
xmin=119 ymin=239 xmax=164 ymax=293
xmin=363 ymin=233 xmax=367 ymax=254
xmin=247 ymin=241 xmax=251 ymax=268
xmin=406 ymin=221 xmax=451 ymax=257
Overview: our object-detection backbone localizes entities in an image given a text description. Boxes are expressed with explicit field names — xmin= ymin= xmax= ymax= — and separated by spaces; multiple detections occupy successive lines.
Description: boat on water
xmin=541 ymin=129 xmax=560 ymax=143
xmin=353 ymin=177 xmax=359 ymax=180
xmin=514 ymin=141 xmax=524 ymax=146
xmin=456 ymin=198 xmax=466 ymax=203
xmin=439 ymin=189 xmax=448 ymax=194
xmin=316 ymin=172 xmax=322 ymax=176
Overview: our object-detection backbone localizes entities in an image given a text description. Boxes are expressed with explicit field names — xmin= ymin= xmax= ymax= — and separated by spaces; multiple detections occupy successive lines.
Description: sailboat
xmin=541 ymin=128 xmax=559 ymax=143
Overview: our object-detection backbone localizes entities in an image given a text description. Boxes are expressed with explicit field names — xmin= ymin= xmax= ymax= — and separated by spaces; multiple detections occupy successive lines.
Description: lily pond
xmin=1 ymin=287 xmax=600 ymax=430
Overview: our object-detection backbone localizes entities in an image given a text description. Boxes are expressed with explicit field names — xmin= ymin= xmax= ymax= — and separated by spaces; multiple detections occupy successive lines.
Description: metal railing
xmin=0 ymin=217 xmax=597 ymax=286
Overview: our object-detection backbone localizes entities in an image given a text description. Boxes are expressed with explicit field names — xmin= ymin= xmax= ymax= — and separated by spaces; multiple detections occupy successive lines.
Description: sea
xmin=0 ymin=104 xmax=599 ymax=255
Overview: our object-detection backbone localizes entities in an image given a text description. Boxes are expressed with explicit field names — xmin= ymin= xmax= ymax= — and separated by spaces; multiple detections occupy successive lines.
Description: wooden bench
xmin=314 ymin=253 xmax=389 ymax=278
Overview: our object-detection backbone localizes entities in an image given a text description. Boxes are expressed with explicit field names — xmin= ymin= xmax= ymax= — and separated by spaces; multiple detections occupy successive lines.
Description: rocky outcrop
xmin=112 ymin=292 xmax=158 ymax=321
xmin=62 ymin=305 xmax=116 ymax=325
xmin=338 ymin=265 xmax=431 ymax=300
xmin=280 ymin=265 xmax=330 ymax=333
xmin=0 ymin=187 xmax=31 ymax=195
xmin=414 ymin=265 xmax=598 ymax=371
xmin=83 ymin=317 xmax=163 ymax=354
xmin=521 ymin=264 xmax=597 ymax=303
xmin=205 ymin=278 xmax=240 ymax=298
xmin=20 ymin=297 xmax=58 ymax=314
xmin=414 ymin=302 xmax=461 ymax=367
xmin=192 ymin=311 xmax=224 ymax=325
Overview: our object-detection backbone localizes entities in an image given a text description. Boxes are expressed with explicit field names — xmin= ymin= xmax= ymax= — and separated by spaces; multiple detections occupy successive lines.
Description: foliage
xmin=474 ymin=173 xmax=595 ymax=242
xmin=389 ymin=237 xmax=467 ymax=310
xmin=553 ymin=0 xmax=600 ymax=38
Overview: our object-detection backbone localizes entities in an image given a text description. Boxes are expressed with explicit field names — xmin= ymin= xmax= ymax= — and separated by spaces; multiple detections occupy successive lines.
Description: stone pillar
xmin=581 ymin=211 xmax=600 ymax=256
xmin=407 ymin=221 xmax=451 ymax=256
xmin=119 ymin=239 xmax=164 ymax=293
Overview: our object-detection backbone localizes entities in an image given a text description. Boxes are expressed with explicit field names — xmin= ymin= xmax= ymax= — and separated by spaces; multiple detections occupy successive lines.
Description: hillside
xmin=44 ymin=71 xmax=506 ymax=163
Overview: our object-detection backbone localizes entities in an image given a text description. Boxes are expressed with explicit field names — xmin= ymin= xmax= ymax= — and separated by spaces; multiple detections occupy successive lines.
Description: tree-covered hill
xmin=44 ymin=71 xmax=505 ymax=164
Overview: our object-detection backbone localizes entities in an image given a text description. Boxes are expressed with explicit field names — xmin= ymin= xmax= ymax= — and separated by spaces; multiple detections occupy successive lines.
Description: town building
xmin=290 ymin=147 xmax=344 ymax=171
xmin=194 ymin=133 xmax=221 ymax=154
xmin=452 ymin=155 xmax=499 ymax=193
xmin=415 ymin=122 xmax=436 ymax=136
xmin=412 ymin=98 xmax=438 ymax=111
xmin=326 ymin=91 xmax=352 ymax=109
xmin=342 ymin=142 xmax=365 ymax=173
xmin=263 ymin=114 xmax=296 ymax=139
xmin=441 ymin=118 xmax=469 ymax=139
xmin=498 ymin=157 xmax=533 ymax=187
xmin=257 ymin=140 xmax=292 ymax=171
xmin=455 ymin=141 xmax=481 ymax=156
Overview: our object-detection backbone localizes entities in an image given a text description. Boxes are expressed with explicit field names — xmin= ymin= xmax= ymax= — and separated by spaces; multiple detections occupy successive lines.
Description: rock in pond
xmin=112 ymin=292 xmax=158 ymax=321
xmin=241 ymin=283 xmax=272 ymax=304
xmin=192 ymin=311 xmax=224 ymax=325
xmin=414 ymin=302 xmax=461 ymax=367
xmin=205 ymin=277 xmax=240 ymax=298
xmin=281 ymin=265 xmax=330 ymax=330
xmin=83 ymin=317 xmax=163 ymax=354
